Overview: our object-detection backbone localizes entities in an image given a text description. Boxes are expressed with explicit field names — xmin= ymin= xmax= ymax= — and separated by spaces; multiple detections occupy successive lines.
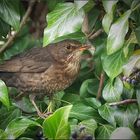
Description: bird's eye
xmin=66 ymin=45 xmax=71 ymax=50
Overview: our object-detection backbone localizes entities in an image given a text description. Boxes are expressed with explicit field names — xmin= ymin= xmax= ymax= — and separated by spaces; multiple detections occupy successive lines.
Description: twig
xmin=109 ymin=99 xmax=137 ymax=106
xmin=0 ymin=0 xmax=36 ymax=54
xmin=82 ymin=14 xmax=90 ymax=36
xmin=87 ymin=28 xmax=95 ymax=38
xmin=88 ymin=29 xmax=103 ymax=40
xmin=96 ymin=72 xmax=105 ymax=99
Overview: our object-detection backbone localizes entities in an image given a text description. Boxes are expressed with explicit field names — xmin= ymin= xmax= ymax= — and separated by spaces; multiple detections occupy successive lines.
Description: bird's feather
xmin=0 ymin=46 xmax=54 ymax=73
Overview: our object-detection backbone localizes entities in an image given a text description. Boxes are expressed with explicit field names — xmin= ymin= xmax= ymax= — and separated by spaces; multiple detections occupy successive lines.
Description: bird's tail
xmin=0 ymin=72 xmax=15 ymax=87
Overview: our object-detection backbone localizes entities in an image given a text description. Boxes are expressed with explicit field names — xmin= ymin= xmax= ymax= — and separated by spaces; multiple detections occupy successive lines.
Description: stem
xmin=88 ymin=29 xmax=103 ymax=40
xmin=109 ymin=99 xmax=137 ymax=106
xmin=96 ymin=72 xmax=105 ymax=99
xmin=132 ymin=3 xmax=140 ymax=12
xmin=0 ymin=0 xmax=36 ymax=54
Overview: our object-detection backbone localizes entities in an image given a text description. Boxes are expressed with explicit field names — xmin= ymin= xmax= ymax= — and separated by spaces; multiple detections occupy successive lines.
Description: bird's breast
xmin=42 ymin=62 xmax=80 ymax=94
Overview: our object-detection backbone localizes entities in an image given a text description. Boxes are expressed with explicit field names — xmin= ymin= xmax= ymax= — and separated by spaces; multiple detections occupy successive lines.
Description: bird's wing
xmin=0 ymin=47 xmax=54 ymax=73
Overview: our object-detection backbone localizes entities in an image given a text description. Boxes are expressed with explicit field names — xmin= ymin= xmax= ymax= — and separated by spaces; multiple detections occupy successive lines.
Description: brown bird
xmin=0 ymin=40 xmax=90 ymax=118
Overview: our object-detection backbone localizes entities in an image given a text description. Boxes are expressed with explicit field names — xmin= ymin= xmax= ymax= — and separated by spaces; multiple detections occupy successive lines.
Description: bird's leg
xmin=47 ymin=99 xmax=53 ymax=113
xmin=29 ymin=94 xmax=49 ymax=119
xmin=14 ymin=91 xmax=24 ymax=100
xmin=43 ymin=94 xmax=54 ymax=114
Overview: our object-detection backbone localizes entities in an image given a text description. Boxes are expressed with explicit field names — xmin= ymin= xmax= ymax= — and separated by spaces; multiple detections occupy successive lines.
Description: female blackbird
xmin=0 ymin=40 xmax=90 ymax=118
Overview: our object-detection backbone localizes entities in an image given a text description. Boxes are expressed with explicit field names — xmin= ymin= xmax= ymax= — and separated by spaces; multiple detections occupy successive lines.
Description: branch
xmin=96 ymin=72 xmax=105 ymax=99
xmin=109 ymin=99 xmax=137 ymax=106
xmin=82 ymin=14 xmax=90 ymax=36
xmin=0 ymin=0 xmax=36 ymax=54
xmin=88 ymin=29 xmax=103 ymax=40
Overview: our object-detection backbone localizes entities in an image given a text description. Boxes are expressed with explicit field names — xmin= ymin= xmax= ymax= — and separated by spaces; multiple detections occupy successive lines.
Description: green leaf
xmin=13 ymin=97 xmax=36 ymax=113
xmin=123 ymin=31 xmax=137 ymax=57
xmin=87 ymin=8 xmax=100 ymax=32
xmin=79 ymin=119 xmax=97 ymax=137
xmin=103 ymin=78 xmax=123 ymax=102
xmin=83 ymin=0 xmax=95 ymax=13
xmin=53 ymin=31 xmax=86 ymax=44
xmin=2 ymin=34 xmax=35 ymax=60
xmin=101 ymin=49 xmax=126 ymax=80
xmin=110 ymin=127 xmax=137 ymax=139
xmin=0 ymin=106 xmax=21 ymax=129
xmin=102 ymin=14 xmax=112 ymax=34
xmin=80 ymin=79 xmax=99 ymax=97
xmin=3 ymin=118 xmax=40 ymax=139
xmin=62 ymin=93 xmax=80 ymax=104
xmin=135 ymin=26 xmax=140 ymax=45
xmin=123 ymin=54 xmax=140 ymax=76
xmin=84 ymin=97 xmax=101 ymax=109
xmin=75 ymin=1 xmax=88 ymax=10
xmin=0 ymin=80 xmax=10 ymax=108
xmin=96 ymin=125 xmax=115 ymax=139
xmin=0 ymin=18 xmax=10 ymax=37
xmin=0 ymin=0 xmax=20 ymax=30
xmin=122 ymin=0 xmax=133 ymax=6
xmin=107 ymin=10 xmax=131 ymax=55
xmin=98 ymin=104 xmax=116 ymax=127
xmin=114 ymin=104 xmax=138 ymax=128
xmin=70 ymin=103 xmax=102 ymax=122
xmin=122 ymin=86 xmax=134 ymax=99
xmin=46 ymin=0 xmax=65 ymax=11
xmin=131 ymin=0 xmax=140 ymax=11
xmin=43 ymin=2 xmax=84 ymax=46
xmin=43 ymin=105 xmax=72 ymax=139
xmin=70 ymin=103 xmax=94 ymax=121
xmin=102 ymin=0 xmax=118 ymax=33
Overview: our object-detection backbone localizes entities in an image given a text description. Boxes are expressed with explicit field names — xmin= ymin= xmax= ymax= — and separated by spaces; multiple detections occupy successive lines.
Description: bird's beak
xmin=78 ymin=44 xmax=91 ymax=51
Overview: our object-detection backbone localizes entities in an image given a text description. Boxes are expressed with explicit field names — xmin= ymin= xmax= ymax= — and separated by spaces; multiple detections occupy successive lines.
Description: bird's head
xmin=48 ymin=40 xmax=91 ymax=64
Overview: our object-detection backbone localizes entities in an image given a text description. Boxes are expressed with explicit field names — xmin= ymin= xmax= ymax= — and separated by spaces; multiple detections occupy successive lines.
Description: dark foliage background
xmin=0 ymin=0 xmax=140 ymax=139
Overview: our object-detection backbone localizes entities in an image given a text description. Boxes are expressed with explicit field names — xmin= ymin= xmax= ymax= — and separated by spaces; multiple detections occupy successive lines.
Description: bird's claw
xmin=37 ymin=111 xmax=52 ymax=119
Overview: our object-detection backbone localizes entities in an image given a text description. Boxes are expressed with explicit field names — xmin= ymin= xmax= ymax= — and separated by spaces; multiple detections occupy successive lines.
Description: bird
xmin=0 ymin=39 xmax=90 ymax=118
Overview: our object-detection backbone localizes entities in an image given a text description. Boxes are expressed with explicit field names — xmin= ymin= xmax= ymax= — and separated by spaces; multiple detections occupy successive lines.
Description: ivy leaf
xmin=46 ymin=0 xmax=65 ymax=11
xmin=0 ymin=80 xmax=10 ymax=109
xmin=0 ymin=0 xmax=20 ymax=30
xmin=1 ymin=34 xmax=35 ymax=61
xmin=110 ymin=127 xmax=137 ymax=139
xmin=102 ymin=0 xmax=118 ymax=33
xmin=1 ymin=118 xmax=40 ymax=139
xmin=43 ymin=105 xmax=72 ymax=139
xmin=80 ymin=79 xmax=99 ymax=98
xmin=53 ymin=31 xmax=86 ymax=44
xmin=62 ymin=93 xmax=80 ymax=104
xmin=96 ymin=125 xmax=115 ymax=139
xmin=103 ymin=78 xmax=123 ymax=102
xmin=0 ymin=18 xmax=10 ymax=37
xmin=75 ymin=1 xmax=88 ymax=9
xmin=107 ymin=10 xmax=131 ymax=55
xmin=123 ymin=54 xmax=140 ymax=77
xmin=43 ymin=2 xmax=84 ymax=46
xmin=70 ymin=103 xmax=103 ymax=123
xmin=102 ymin=50 xmax=126 ymax=80
xmin=135 ymin=26 xmax=140 ymax=45
xmin=83 ymin=0 xmax=95 ymax=13
xmin=98 ymin=104 xmax=116 ymax=127
xmin=0 ymin=106 xmax=21 ymax=129
xmin=114 ymin=104 xmax=138 ymax=128
xmin=79 ymin=119 xmax=97 ymax=137
xmin=70 ymin=103 xmax=96 ymax=121
xmin=123 ymin=31 xmax=137 ymax=57
xmin=84 ymin=97 xmax=101 ymax=109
